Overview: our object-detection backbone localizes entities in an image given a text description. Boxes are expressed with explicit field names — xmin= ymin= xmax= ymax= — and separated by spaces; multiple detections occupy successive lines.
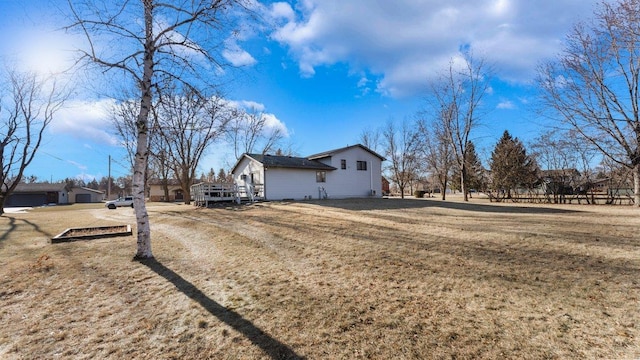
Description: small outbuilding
xmin=69 ymin=187 xmax=105 ymax=203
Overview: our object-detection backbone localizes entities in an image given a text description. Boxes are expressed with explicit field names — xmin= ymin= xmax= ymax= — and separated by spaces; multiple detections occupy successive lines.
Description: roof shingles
xmin=246 ymin=154 xmax=336 ymax=170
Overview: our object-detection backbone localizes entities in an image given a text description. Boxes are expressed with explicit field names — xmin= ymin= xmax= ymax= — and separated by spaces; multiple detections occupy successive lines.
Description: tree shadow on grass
xmin=0 ymin=216 xmax=53 ymax=242
xmin=310 ymin=197 xmax=582 ymax=214
xmin=0 ymin=216 xmax=17 ymax=242
xmin=138 ymin=257 xmax=304 ymax=360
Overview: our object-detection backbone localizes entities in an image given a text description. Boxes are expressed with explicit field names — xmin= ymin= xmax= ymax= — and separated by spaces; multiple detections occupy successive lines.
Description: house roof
xmin=241 ymin=154 xmax=336 ymax=171
xmin=540 ymin=169 xmax=581 ymax=178
xmin=307 ymin=144 xmax=386 ymax=161
xmin=13 ymin=183 xmax=68 ymax=193
xmin=147 ymin=178 xmax=182 ymax=186
xmin=71 ymin=187 xmax=105 ymax=194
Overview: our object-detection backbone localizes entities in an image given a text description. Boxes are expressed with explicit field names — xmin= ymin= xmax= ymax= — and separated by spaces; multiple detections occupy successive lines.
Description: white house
xmin=231 ymin=144 xmax=385 ymax=201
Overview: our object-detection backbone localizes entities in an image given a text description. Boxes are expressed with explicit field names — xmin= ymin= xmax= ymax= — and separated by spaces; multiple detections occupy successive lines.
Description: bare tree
xmin=382 ymin=119 xmax=421 ymax=199
xmin=149 ymin=146 xmax=174 ymax=202
xmin=598 ymin=157 xmax=635 ymax=203
xmin=227 ymin=108 xmax=284 ymax=159
xmin=112 ymin=94 xmax=176 ymax=201
xmin=426 ymin=52 xmax=491 ymax=201
xmin=67 ymin=0 xmax=250 ymax=258
xmin=531 ymin=130 xmax=600 ymax=201
xmin=537 ymin=0 xmax=640 ymax=206
xmin=417 ymin=118 xmax=454 ymax=200
xmin=359 ymin=127 xmax=382 ymax=154
xmin=153 ymin=86 xmax=229 ymax=205
xmin=0 ymin=70 xmax=65 ymax=215
xmin=111 ymin=97 xmax=139 ymax=171
xmin=451 ymin=141 xmax=485 ymax=197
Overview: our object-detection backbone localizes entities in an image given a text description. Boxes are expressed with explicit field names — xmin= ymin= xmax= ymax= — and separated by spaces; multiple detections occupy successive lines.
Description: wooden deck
xmin=190 ymin=182 xmax=264 ymax=207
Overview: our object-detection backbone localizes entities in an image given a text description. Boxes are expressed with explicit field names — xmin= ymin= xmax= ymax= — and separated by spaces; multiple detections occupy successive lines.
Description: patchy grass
xmin=0 ymin=198 xmax=639 ymax=359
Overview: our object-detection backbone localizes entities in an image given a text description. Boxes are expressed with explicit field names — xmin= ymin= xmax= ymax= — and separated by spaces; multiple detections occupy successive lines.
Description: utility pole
xmin=108 ymin=155 xmax=112 ymax=200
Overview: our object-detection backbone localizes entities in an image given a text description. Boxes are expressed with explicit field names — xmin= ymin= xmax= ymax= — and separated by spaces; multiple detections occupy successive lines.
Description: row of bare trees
xmin=370 ymin=113 xmax=630 ymax=203
xmin=370 ymin=0 xmax=640 ymax=208
xmin=111 ymin=85 xmax=286 ymax=206
xmin=361 ymin=52 xmax=491 ymax=200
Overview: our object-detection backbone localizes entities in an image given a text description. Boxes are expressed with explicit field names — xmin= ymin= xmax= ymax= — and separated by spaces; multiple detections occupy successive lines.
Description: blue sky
xmin=0 ymin=0 xmax=605 ymax=182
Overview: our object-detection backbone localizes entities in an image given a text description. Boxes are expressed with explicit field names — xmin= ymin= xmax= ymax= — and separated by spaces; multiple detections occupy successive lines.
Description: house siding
xmin=265 ymin=168 xmax=326 ymax=200
xmin=69 ymin=187 xmax=104 ymax=203
xmin=314 ymin=146 xmax=383 ymax=198
xmin=233 ymin=156 xmax=265 ymax=196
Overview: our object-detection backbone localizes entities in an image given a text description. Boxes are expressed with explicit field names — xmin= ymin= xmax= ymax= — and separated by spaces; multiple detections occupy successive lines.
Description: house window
xmin=341 ymin=159 xmax=346 ymax=169
xmin=316 ymin=171 xmax=326 ymax=183
xmin=357 ymin=161 xmax=367 ymax=171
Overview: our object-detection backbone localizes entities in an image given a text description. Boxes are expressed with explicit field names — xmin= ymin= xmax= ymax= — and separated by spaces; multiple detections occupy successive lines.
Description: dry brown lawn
xmin=0 ymin=197 xmax=639 ymax=359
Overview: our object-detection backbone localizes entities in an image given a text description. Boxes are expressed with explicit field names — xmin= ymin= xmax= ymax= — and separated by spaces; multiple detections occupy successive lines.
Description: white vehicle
xmin=105 ymin=196 xmax=134 ymax=209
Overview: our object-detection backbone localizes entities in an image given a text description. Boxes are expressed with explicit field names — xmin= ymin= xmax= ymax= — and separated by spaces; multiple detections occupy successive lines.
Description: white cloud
xmin=67 ymin=160 xmax=88 ymax=171
xmin=497 ymin=100 xmax=516 ymax=109
xmin=271 ymin=2 xmax=296 ymax=22
xmin=225 ymin=99 xmax=290 ymax=137
xmin=356 ymin=76 xmax=371 ymax=96
xmin=267 ymin=0 xmax=600 ymax=97
xmin=51 ymin=99 xmax=119 ymax=146
xmin=261 ymin=113 xmax=289 ymax=137
xmin=223 ymin=38 xmax=257 ymax=67
xmin=239 ymin=100 xmax=266 ymax=112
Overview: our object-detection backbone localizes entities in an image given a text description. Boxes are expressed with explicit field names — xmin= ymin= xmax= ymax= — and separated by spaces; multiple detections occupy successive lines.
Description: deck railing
xmin=190 ymin=182 xmax=264 ymax=206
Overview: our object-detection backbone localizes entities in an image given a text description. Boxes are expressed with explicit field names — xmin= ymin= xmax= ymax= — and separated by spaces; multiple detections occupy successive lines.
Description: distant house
xmin=539 ymin=169 xmax=581 ymax=195
xmin=231 ymin=144 xmax=385 ymax=201
xmin=148 ymin=178 xmax=184 ymax=202
xmin=381 ymin=176 xmax=390 ymax=195
xmin=5 ymin=183 xmax=69 ymax=207
xmin=4 ymin=183 xmax=106 ymax=207
xmin=69 ymin=187 xmax=104 ymax=203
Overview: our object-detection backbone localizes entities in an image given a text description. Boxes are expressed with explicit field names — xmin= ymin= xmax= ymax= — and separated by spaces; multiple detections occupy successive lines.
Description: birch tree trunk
xmin=133 ymin=2 xmax=154 ymax=259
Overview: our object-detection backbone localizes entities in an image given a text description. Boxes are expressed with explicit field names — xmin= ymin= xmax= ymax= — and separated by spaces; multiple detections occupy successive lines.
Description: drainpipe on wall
xmin=370 ymin=160 xmax=373 ymax=194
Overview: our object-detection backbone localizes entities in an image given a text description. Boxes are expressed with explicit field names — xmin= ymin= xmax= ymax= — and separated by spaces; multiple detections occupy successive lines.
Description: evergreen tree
xmin=490 ymin=131 xmax=538 ymax=198
xmin=465 ymin=141 xmax=486 ymax=193
xmin=207 ymin=168 xmax=216 ymax=182
xmin=217 ymin=168 xmax=229 ymax=183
